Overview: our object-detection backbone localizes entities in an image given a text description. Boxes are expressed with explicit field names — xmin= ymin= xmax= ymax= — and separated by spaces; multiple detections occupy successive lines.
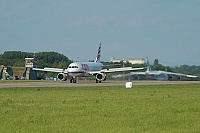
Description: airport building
xmin=111 ymin=57 xmax=145 ymax=65
xmin=0 ymin=58 xmax=37 ymax=80
xmin=24 ymin=58 xmax=37 ymax=80
xmin=0 ymin=66 xmax=3 ymax=79
xmin=126 ymin=58 xmax=145 ymax=64
xmin=0 ymin=65 xmax=13 ymax=80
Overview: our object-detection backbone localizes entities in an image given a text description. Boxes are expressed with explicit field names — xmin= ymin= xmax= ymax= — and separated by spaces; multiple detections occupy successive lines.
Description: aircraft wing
xmin=32 ymin=67 xmax=68 ymax=73
xmin=129 ymin=72 xmax=146 ymax=75
xmin=112 ymin=71 xmax=198 ymax=78
xmin=112 ymin=71 xmax=146 ymax=78
xmin=124 ymin=71 xmax=197 ymax=78
xmin=162 ymin=72 xmax=198 ymax=78
xmin=88 ymin=67 xmax=143 ymax=75
xmin=101 ymin=67 xmax=144 ymax=73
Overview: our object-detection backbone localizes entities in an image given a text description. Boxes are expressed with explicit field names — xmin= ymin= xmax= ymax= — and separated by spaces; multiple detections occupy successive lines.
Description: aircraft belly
xmin=68 ymin=71 xmax=86 ymax=77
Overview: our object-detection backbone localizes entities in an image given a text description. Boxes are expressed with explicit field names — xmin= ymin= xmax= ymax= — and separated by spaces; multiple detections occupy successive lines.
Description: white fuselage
xmin=67 ymin=62 xmax=103 ymax=77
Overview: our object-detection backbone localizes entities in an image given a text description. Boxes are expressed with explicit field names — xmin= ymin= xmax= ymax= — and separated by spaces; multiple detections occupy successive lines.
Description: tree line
xmin=0 ymin=51 xmax=72 ymax=69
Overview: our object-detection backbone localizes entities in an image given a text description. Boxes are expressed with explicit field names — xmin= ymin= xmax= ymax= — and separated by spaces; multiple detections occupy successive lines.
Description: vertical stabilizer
xmin=95 ymin=42 xmax=101 ymax=62
xmin=146 ymin=57 xmax=151 ymax=71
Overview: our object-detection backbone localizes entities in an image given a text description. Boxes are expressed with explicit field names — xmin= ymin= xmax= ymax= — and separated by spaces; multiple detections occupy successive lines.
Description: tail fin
xmin=95 ymin=42 xmax=101 ymax=62
xmin=146 ymin=57 xmax=151 ymax=71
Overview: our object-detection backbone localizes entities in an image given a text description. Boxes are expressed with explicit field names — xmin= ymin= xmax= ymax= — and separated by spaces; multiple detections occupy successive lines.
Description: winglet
xmin=95 ymin=42 xmax=101 ymax=62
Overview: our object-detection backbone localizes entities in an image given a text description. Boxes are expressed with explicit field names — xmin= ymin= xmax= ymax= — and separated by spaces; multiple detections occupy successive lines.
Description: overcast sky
xmin=0 ymin=0 xmax=200 ymax=66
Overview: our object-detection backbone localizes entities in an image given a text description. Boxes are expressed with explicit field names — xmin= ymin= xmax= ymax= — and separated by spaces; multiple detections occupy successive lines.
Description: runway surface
xmin=0 ymin=80 xmax=199 ymax=88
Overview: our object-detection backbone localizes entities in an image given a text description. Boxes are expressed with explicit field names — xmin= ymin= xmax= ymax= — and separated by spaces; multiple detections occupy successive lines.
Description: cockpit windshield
xmin=68 ymin=66 xmax=78 ymax=68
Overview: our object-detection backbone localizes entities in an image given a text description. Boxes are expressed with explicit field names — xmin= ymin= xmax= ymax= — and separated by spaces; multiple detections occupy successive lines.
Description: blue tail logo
xmin=95 ymin=42 xmax=101 ymax=62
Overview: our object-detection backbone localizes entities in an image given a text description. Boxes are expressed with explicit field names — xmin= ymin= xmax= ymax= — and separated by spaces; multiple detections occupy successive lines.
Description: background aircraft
xmin=112 ymin=57 xmax=198 ymax=80
xmin=33 ymin=42 xmax=143 ymax=83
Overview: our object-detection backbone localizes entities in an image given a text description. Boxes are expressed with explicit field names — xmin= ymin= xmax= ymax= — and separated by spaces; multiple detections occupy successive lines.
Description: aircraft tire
xmin=96 ymin=79 xmax=102 ymax=83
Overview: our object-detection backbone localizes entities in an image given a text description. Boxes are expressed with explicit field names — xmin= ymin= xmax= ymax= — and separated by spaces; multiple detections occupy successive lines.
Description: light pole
xmin=123 ymin=57 xmax=125 ymax=80
xmin=76 ymin=56 xmax=79 ymax=62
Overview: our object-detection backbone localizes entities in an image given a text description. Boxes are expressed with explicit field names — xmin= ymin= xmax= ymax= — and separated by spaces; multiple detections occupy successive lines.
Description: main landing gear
xmin=96 ymin=79 xmax=101 ymax=83
xmin=70 ymin=78 xmax=76 ymax=83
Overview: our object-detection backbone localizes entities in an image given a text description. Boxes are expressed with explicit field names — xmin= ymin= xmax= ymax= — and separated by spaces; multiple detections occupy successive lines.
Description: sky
xmin=0 ymin=0 xmax=200 ymax=66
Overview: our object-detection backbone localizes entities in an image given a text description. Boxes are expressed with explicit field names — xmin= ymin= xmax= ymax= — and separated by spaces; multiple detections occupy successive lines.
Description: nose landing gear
xmin=70 ymin=77 xmax=76 ymax=83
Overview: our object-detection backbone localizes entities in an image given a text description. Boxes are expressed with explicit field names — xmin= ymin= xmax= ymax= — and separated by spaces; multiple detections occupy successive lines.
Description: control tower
xmin=24 ymin=58 xmax=37 ymax=80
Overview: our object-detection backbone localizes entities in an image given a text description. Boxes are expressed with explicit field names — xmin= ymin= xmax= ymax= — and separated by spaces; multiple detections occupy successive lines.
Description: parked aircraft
xmin=33 ymin=42 xmax=143 ymax=83
xmin=112 ymin=57 xmax=198 ymax=80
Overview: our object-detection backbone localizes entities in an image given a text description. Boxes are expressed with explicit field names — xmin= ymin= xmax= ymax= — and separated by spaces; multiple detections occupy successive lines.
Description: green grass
xmin=0 ymin=84 xmax=200 ymax=132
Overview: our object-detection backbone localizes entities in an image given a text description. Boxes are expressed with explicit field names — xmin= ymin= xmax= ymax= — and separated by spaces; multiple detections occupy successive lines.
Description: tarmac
xmin=0 ymin=80 xmax=199 ymax=88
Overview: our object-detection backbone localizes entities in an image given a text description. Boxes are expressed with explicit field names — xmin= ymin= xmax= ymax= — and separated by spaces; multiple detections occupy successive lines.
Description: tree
xmin=0 ymin=51 xmax=72 ymax=68
xmin=152 ymin=59 xmax=166 ymax=71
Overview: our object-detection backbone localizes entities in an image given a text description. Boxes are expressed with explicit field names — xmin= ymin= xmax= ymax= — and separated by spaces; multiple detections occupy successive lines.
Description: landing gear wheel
xmin=70 ymin=78 xmax=77 ymax=83
xmin=96 ymin=79 xmax=101 ymax=83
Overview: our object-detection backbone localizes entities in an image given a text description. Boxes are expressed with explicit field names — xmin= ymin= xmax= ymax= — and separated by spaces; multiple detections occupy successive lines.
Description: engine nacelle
xmin=177 ymin=76 xmax=182 ymax=80
xmin=134 ymin=75 xmax=140 ymax=80
xmin=96 ymin=73 xmax=106 ymax=81
xmin=168 ymin=75 xmax=174 ymax=80
xmin=57 ymin=73 xmax=67 ymax=81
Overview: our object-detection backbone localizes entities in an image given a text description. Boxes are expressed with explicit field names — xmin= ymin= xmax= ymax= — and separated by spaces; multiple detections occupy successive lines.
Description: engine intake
xmin=57 ymin=73 xmax=67 ymax=81
xmin=96 ymin=73 xmax=106 ymax=81
xmin=177 ymin=76 xmax=182 ymax=80
xmin=168 ymin=75 xmax=174 ymax=80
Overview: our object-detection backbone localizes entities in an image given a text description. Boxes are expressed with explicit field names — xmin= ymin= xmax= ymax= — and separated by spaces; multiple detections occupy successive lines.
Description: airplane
xmin=33 ymin=42 xmax=144 ymax=83
xmin=112 ymin=57 xmax=198 ymax=80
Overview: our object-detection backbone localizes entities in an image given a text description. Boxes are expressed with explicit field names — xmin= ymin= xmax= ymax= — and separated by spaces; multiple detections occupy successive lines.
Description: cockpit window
xmin=68 ymin=66 xmax=78 ymax=68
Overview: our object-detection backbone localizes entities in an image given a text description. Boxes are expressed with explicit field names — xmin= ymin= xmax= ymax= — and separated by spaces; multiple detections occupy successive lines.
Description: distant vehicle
xmin=13 ymin=76 xmax=25 ymax=80
xmin=33 ymin=42 xmax=143 ymax=83
xmin=112 ymin=57 xmax=198 ymax=80
xmin=19 ymin=76 xmax=26 ymax=80
xmin=42 ymin=76 xmax=56 ymax=81
xmin=14 ymin=76 xmax=19 ymax=80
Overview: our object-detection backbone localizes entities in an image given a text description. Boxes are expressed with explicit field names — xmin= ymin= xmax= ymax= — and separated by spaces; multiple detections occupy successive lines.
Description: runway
xmin=0 ymin=80 xmax=199 ymax=88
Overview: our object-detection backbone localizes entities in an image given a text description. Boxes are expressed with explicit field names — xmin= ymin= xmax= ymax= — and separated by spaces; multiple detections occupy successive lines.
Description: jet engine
xmin=96 ymin=73 xmax=106 ymax=81
xmin=134 ymin=75 xmax=140 ymax=80
xmin=177 ymin=76 xmax=182 ymax=80
xmin=57 ymin=73 xmax=67 ymax=81
xmin=168 ymin=75 xmax=174 ymax=80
